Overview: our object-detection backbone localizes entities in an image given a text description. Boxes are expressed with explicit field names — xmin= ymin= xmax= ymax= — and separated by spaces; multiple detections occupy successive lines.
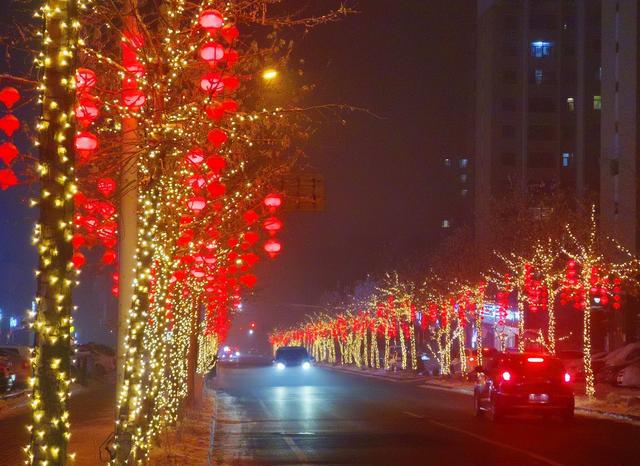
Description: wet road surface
xmin=210 ymin=364 xmax=640 ymax=465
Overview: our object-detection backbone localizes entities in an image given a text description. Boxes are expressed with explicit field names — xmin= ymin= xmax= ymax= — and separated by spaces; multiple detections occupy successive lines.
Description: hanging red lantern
xmin=0 ymin=114 xmax=20 ymax=137
xmin=0 ymin=87 xmax=21 ymax=109
xmin=222 ymin=75 xmax=240 ymax=92
xmin=205 ymin=155 xmax=226 ymax=173
xmin=263 ymin=216 xmax=283 ymax=234
xmin=75 ymin=131 xmax=99 ymax=156
xmin=199 ymin=9 xmax=224 ymax=32
xmin=187 ymin=196 xmax=207 ymax=214
xmin=71 ymin=233 xmax=86 ymax=250
xmin=264 ymin=238 xmax=282 ymax=258
xmin=96 ymin=221 xmax=117 ymax=240
xmin=207 ymin=128 xmax=227 ymax=147
xmin=122 ymin=88 xmax=146 ymax=110
xmin=191 ymin=267 xmax=206 ymax=278
xmin=0 ymin=142 xmax=19 ymax=166
xmin=200 ymin=73 xmax=224 ymax=93
xmin=224 ymin=49 xmax=239 ymax=66
xmin=98 ymin=201 xmax=116 ymax=219
xmin=204 ymin=102 xmax=225 ymax=121
xmin=199 ymin=42 xmax=225 ymax=63
xmin=72 ymin=252 xmax=86 ymax=269
xmin=207 ymin=180 xmax=226 ymax=198
xmin=75 ymin=95 xmax=100 ymax=126
xmin=243 ymin=210 xmax=258 ymax=225
xmin=264 ymin=192 xmax=282 ymax=210
xmin=97 ymin=177 xmax=116 ymax=197
xmin=75 ymin=68 xmax=97 ymax=93
xmin=187 ymin=174 xmax=206 ymax=190
xmin=102 ymin=249 xmax=117 ymax=265
xmin=244 ymin=231 xmax=259 ymax=245
xmin=0 ymin=168 xmax=18 ymax=190
xmin=240 ymin=273 xmax=257 ymax=289
xmin=221 ymin=24 xmax=240 ymax=43
xmin=186 ymin=147 xmax=205 ymax=165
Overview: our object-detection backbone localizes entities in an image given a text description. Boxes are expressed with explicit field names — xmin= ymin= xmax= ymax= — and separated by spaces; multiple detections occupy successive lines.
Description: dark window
xmin=530 ymin=15 xmax=556 ymax=30
xmin=528 ymin=125 xmax=555 ymax=140
xmin=563 ymin=43 xmax=576 ymax=56
xmin=529 ymin=97 xmax=555 ymax=113
xmin=503 ymin=15 xmax=518 ymax=31
xmin=501 ymin=152 xmax=517 ymax=166
xmin=502 ymin=69 xmax=517 ymax=84
xmin=501 ymin=98 xmax=517 ymax=111
xmin=527 ymin=152 xmax=555 ymax=168
xmin=502 ymin=125 xmax=516 ymax=138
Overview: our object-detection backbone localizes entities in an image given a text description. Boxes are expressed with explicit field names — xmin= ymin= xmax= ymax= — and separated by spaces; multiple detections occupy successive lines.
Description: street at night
xmin=210 ymin=364 xmax=640 ymax=466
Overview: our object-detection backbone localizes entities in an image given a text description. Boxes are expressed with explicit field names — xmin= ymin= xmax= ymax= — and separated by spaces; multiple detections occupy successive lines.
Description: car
xmin=0 ymin=346 xmax=31 ymax=388
xmin=452 ymin=347 xmax=499 ymax=375
xmin=418 ymin=352 xmax=441 ymax=376
xmin=556 ymin=350 xmax=585 ymax=382
xmin=274 ymin=346 xmax=313 ymax=370
xmin=0 ymin=356 xmax=16 ymax=394
xmin=473 ymin=352 xmax=574 ymax=421
xmin=594 ymin=342 xmax=640 ymax=385
xmin=77 ymin=343 xmax=116 ymax=376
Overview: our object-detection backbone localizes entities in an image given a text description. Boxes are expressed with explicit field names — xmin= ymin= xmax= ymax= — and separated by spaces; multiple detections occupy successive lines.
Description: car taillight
xmin=469 ymin=357 xmax=475 ymax=362
xmin=563 ymin=372 xmax=571 ymax=383
xmin=501 ymin=371 xmax=512 ymax=381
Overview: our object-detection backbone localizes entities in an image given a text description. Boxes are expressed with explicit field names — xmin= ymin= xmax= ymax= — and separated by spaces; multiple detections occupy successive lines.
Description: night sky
xmin=0 ymin=1 xmax=476 ymax=348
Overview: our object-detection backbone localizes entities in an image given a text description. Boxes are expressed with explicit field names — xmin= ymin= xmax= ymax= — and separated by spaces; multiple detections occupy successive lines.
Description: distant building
xmin=441 ymin=156 xmax=473 ymax=234
xmin=475 ymin=0 xmax=602 ymax=241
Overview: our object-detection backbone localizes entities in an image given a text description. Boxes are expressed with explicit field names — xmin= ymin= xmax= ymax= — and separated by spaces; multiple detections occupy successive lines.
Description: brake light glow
xmin=564 ymin=372 xmax=571 ymax=383
xmin=527 ymin=357 xmax=544 ymax=363
xmin=501 ymin=371 xmax=511 ymax=381
xmin=469 ymin=357 xmax=474 ymax=362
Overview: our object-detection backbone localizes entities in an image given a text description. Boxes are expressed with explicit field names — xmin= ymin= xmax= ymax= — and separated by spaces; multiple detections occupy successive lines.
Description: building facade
xmin=475 ymin=0 xmax=602 ymax=243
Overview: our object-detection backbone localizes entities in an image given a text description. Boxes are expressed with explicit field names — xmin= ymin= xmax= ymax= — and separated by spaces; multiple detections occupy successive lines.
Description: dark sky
xmin=0 ymin=1 xmax=476 ymax=348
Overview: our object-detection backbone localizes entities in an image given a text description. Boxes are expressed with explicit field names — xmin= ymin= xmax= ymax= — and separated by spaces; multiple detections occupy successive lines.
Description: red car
xmin=473 ymin=352 xmax=574 ymax=421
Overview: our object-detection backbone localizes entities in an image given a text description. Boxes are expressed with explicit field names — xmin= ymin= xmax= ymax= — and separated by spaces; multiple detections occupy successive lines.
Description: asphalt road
xmin=211 ymin=363 xmax=640 ymax=465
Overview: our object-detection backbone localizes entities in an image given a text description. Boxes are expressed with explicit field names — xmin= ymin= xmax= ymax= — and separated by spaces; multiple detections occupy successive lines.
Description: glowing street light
xmin=262 ymin=68 xmax=278 ymax=81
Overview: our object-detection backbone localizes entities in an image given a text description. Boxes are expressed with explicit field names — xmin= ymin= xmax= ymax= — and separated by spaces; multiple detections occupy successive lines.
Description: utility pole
xmin=116 ymin=0 xmax=139 ymax=403
xmin=29 ymin=0 xmax=79 ymax=463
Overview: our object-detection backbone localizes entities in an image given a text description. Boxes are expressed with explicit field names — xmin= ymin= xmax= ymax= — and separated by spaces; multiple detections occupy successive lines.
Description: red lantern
xmin=98 ymin=201 xmax=116 ymax=219
xmin=75 ymin=68 xmax=97 ymax=93
xmin=205 ymin=155 xmax=226 ymax=173
xmin=240 ymin=274 xmax=257 ymax=289
xmin=97 ymin=177 xmax=116 ymax=197
xmin=243 ymin=210 xmax=258 ymax=225
xmin=199 ymin=42 xmax=225 ymax=63
xmin=102 ymin=249 xmax=117 ymax=265
xmin=0 ymin=168 xmax=18 ymax=190
xmin=221 ymin=25 xmax=240 ymax=43
xmin=222 ymin=75 xmax=240 ymax=92
xmin=71 ymin=233 xmax=86 ymax=250
xmin=96 ymin=221 xmax=117 ymax=240
xmin=207 ymin=129 xmax=227 ymax=147
xmin=199 ymin=9 xmax=224 ymax=32
xmin=264 ymin=192 xmax=282 ymax=210
xmin=187 ymin=174 xmax=206 ymax=190
xmin=263 ymin=216 xmax=283 ymax=234
xmin=207 ymin=181 xmax=226 ymax=198
xmin=75 ymin=95 xmax=100 ymax=126
xmin=200 ymin=73 xmax=224 ymax=93
xmin=72 ymin=252 xmax=86 ymax=269
xmin=244 ymin=231 xmax=259 ymax=245
xmin=0 ymin=142 xmax=19 ymax=166
xmin=0 ymin=87 xmax=21 ymax=109
xmin=75 ymin=131 xmax=98 ymax=155
xmin=0 ymin=114 xmax=20 ymax=137
xmin=186 ymin=147 xmax=205 ymax=165
xmin=264 ymin=238 xmax=282 ymax=258
xmin=187 ymin=196 xmax=207 ymax=214
xmin=191 ymin=267 xmax=206 ymax=278
xmin=122 ymin=88 xmax=146 ymax=110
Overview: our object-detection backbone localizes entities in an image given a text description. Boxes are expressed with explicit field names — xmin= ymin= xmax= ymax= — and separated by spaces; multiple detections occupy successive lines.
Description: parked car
xmin=0 ymin=346 xmax=30 ymax=388
xmin=77 ymin=343 xmax=116 ymax=376
xmin=473 ymin=352 xmax=574 ymax=421
xmin=418 ymin=352 xmax=441 ymax=376
xmin=452 ymin=347 xmax=499 ymax=375
xmin=0 ymin=355 xmax=16 ymax=394
xmin=616 ymin=361 xmax=640 ymax=387
xmin=594 ymin=342 xmax=640 ymax=385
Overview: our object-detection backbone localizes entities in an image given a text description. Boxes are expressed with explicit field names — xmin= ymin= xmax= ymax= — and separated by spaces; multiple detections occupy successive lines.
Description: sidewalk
xmin=323 ymin=363 xmax=640 ymax=425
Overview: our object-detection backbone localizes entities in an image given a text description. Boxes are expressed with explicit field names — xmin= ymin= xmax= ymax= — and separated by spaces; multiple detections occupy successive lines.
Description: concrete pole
xmin=116 ymin=0 xmax=139 ymax=403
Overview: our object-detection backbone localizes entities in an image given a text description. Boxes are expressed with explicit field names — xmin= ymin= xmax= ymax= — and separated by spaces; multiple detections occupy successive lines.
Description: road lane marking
xmin=283 ymin=435 xmax=309 ymax=463
xmin=403 ymin=411 xmax=424 ymax=418
xmin=259 ymin=400 xmax=274 ymax=418
xmin=427 ymin=419 xmax=564 ymax=466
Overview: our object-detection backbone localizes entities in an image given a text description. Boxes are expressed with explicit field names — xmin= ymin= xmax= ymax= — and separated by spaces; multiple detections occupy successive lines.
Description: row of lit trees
xmin=1 ymin=0 xmax=351 ymax=463
xmin=270 ymin=210 xmax=639 ymax=400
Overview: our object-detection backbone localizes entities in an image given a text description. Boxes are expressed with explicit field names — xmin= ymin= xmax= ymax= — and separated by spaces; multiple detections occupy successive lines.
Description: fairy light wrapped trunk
xmin=29 ymin=0 xmax=81 ymax=463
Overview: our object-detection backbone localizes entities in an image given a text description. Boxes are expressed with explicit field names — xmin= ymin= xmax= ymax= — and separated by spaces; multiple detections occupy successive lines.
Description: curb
xmin=321 ymin=364 xmax=426 ymax=383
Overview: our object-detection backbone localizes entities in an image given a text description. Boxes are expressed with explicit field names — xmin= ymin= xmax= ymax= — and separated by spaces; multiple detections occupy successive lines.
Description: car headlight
xmin=302 ymin=361 xmax=311 ymax=370
xmin=276 ymin=362 xmax=286 ymax=370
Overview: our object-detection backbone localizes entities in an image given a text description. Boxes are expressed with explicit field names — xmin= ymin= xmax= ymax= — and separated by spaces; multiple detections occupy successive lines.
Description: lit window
xmin=535 ymin=69 xmax=543 ymax=84
xmin=562 ymin=152 xmax=572 ymax=167
xmin=459 ymin=158 xmax=468 ymax=168
xmin=460 ymin=174 xmax=468 ymax=183
xmin=530 ymin=41 xmax=552 ymax=58
xmin=567 ymin=97 xmax=575 ymax=111
xmin=461 ymin=189 xmax=468 ymax=196
xmin=593 ymin=95 xmax=601 ymax=110
xmin=444 ymin=158 xmax=451 ymax=167
xmin=442 ymin=220 xmax=450 ymax=229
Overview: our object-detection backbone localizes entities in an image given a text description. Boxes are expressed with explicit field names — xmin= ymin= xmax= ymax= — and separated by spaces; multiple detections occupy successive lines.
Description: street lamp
xmin=262 ymin=68 xmax=278 ymax=81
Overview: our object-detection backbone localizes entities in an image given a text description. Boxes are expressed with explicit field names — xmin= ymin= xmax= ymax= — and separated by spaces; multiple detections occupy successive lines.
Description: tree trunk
xmin=30 ymin=0 xmax=79 ymax=463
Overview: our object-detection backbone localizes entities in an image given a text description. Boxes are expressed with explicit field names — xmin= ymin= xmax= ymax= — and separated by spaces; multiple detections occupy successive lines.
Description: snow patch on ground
xmin=150 ymin=389 xmax=215 ymax=465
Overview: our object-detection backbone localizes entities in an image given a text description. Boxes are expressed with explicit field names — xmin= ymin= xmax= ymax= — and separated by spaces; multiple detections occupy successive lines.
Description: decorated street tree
xmin=561 ymin=208 xmax=639 ymax=398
